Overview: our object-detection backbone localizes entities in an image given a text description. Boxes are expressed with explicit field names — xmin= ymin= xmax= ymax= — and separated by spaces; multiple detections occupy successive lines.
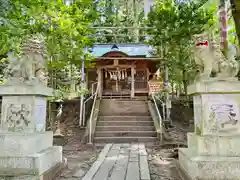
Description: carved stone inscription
xmin=204 ymin=94 xmax=240 ymax=133
xmin=5 ymin=104 xmax=31 ymax=132
xmin=210 ymin=104 xmax=238 ymax=128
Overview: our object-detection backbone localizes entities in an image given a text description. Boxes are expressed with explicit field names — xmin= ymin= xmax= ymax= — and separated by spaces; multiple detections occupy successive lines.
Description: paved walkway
xmin=82 ymin=143 xmax=151 ymax=180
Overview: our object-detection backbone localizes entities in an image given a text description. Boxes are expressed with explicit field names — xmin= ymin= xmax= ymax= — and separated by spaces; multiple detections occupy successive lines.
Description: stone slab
xmin=111 ymin=143 xmax=122 ymax=150
xmin=179 ymin=148 xmax=240 ymax=180
xmin=126 ymin=161 xmax=140 ymax=180
xmin=0 ymin=132 xmax=53 ymax=156
xmin=122 ymin=143 xmax=130 ymax=148
xmin=0 ymin=84 xmax=52 ymax=96
xmin=139 ymin=144 xmax=147 ymax=156
xmin=0 ymin=146 xmax=62 ymax=176
xmin=109 ymin=148 xmax=129 ymax=180
xmin=129 ymin=151 xmax=139 ymax=162
xmin=130 ymin=144 xmax=139 ymax=150
xmin=82 ymin=143 xmax=150 ymax=180
xmin=188 ymin=132 xmax=240 ymax=156
xmin=92 ymin=156 xmax=118 ymax=180
xmin=140 ymin=155 xmax=150 ymax=180
xmin=93 ymin=145 xmax=120 ymax=180
xmin=82 ymin=144 xmax=112 ymax=180
xmin=188 ymin=80 xmax=240 ymax=95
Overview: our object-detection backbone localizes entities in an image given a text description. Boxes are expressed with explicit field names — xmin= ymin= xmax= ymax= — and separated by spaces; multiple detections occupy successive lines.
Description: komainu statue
xmin=6 ymin=35 xmax=49 ymax=86
xmin=193 ymin=33 xmax=239 ymax=81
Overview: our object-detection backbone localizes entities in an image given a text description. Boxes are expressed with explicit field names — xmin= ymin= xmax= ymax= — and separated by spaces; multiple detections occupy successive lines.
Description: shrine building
xmin=87 ymin=43 xmax=164 ymax=98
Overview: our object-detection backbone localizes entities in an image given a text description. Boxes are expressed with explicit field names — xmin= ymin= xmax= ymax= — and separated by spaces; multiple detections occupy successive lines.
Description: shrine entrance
xmin=99 ymin=62 xmax=150 ymax=97
xmin=87 ymin=44 xmax=160 ymax=98
xmin=102 ymin=67 xmax=132 ymax=96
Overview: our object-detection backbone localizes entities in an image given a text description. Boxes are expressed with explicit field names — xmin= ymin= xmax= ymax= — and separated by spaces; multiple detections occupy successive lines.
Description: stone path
xmin=55 ymin=128 xmax=101 ymax=180
xmin=82 ymin=143 xmax=151 ymax=180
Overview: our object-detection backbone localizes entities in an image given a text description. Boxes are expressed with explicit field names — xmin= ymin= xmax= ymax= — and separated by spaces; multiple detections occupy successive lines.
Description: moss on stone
xmin=196 ymin=126 xmax=202 ymax=136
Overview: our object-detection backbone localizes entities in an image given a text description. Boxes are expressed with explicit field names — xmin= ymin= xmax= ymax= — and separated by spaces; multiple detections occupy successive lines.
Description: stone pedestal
xmin=178 ymin=80 xmax=240 ymax=180
xmin=0 ymin=84 xmax=63 ymax=180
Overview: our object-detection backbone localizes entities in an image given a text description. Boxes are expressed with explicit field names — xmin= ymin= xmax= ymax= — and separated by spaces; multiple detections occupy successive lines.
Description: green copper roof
xmin=87 ymin=43 xmax=155 ymax=57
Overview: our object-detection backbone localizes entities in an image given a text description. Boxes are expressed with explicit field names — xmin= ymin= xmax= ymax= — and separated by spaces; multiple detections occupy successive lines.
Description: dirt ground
xmin=55 ymin=128 xmax=102 ymax=180
xmin=54 ymin=120 xmax=192 ymax=180
xmin=147 ymin=121 xmax=193 ymax=180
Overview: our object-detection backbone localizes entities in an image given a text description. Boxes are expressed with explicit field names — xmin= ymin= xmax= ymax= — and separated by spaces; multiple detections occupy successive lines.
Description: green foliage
xmin=147 ymin=0 xmax=213 ymax=47
xmin=203 ymin=0 xmax=239 ymax=46
xmin=0 ymin=54 xmax=8 ymax=84
xmin=146 ymin=0 xmax=214 ymax=94
xmin=1 ymin=0 xmax=98 ymax=62
xmin=93 ymin=0 xmax=146 ymax=43
xmin=0 ymin=0 xmax=99 ymax=100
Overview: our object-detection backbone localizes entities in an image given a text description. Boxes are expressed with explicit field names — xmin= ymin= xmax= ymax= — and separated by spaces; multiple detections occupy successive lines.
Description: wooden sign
xmin=148 ymin=80 xmax=164 ymax=94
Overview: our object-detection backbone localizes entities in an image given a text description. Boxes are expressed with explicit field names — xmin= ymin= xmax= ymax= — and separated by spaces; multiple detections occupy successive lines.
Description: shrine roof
xmin=86 ymin=43 xmax=156 ymax=58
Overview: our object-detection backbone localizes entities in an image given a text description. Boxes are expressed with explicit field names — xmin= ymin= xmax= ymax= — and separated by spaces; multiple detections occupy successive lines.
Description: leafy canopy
xmin=147 ymin=0 xmax=213 ymax=47
xmin=146 ymin=0 xmax=214 ymax=92
xmin=0 ymin=0 xmax=98 ymax=67
xmin=0 ymin=0 xmax=99 ymax=99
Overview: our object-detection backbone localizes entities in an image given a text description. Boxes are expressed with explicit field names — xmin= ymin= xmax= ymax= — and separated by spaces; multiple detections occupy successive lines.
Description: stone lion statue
xmin=6 ymin=36 xmax=49 ymax=86
xmin=193 ymin=33 xmax=239 ymax=81
xmin=5 ymin=52 xmax=22 ymax=78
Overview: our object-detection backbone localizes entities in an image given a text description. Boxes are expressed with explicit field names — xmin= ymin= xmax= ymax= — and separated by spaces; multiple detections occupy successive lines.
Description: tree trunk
xmin=177 ymin=83 xmax=182 ymax=97
xmin=219 ymin=0 xmax=228 ymax=52
xmin=230 ymin=0 xmax=240 ymax=44
xmin=133 ymin=0 xmax=139 ymax=42
xmin=182 ymin=69 xmax=188 ymax=100
xmin=171 ymin=81 xmax=174 ymax=99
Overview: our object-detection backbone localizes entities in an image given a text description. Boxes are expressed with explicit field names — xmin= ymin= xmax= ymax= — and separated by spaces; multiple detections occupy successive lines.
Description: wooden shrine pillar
xmin=131 ymin=66 xmax=135 ymax=98
xmin=97 ymin=68 xmax=102 ymax=97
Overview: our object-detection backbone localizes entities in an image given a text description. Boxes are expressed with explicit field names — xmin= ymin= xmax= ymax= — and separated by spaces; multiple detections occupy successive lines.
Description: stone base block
xmin=188 ymin=133 xmax=240 ymax=156
xmin=0 ymin=175 xmax=40 ymax=180
xmin=0 ymin=132 xmax=53 ymax=156
xmin=0 ymin=161 xmax=66 ymax=180
xmin=0 ymin=84 xmax=52 ymax=96
xmin=0 ymin=146 xmax=62 ymax=176
xmin=187 ymin=79 xmax=240 ymax=95
xmin=178 ymin=148 xmax=240 ymax=180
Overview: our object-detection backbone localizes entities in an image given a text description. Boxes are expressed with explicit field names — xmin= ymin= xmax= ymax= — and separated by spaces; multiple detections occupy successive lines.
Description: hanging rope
xmin=104 ymin=68 xmax=129 ymax=80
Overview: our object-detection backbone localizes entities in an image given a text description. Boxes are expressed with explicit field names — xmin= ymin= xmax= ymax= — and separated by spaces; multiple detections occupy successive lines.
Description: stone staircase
xmin=94 ymin=99 xmax=157 ymax=144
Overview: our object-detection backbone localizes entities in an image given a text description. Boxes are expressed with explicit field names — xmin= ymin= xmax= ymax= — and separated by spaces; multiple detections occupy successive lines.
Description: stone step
xmin=99 ymin=112 xmax=150 ymax=116
xmin=95 ymin=125 xmax=155 ymax=131
xmin=94 ymin=136 xmax=158 ymax=144
xmin=98 ymin=116 xmax=152 ymax=121
xmin=99 ymin=99 xmax=149 ymax=116
xmin=95 ymin=131 xmax=157 ymax=137
xmin=100 ymin=101 xmax=148 ymax=106
xmin=101 ymin=99 xmax=148 ymax=102
xmin=94 ymin=142 xmax=156 ymax=148
xmin=97 ymin=121 xmax=154 ymax=126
